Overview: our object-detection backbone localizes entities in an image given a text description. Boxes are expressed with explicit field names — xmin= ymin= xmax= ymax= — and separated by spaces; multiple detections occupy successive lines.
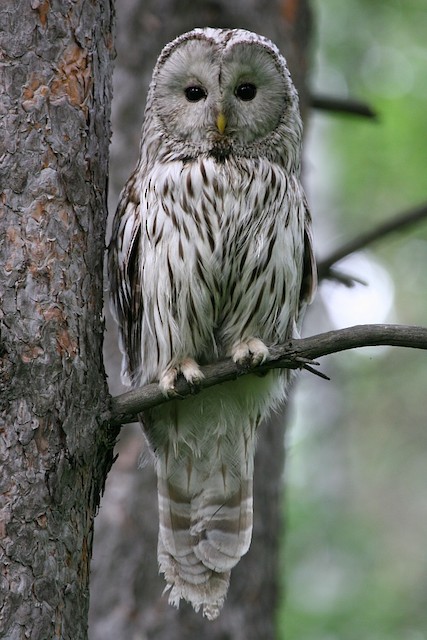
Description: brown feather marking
xmin=200 ymin=158 xmax=208 ymax=185
xmin=240 ymin=286 xmax=265 ymax=336
xmin=270 ymin=268 xmax=276 ymax=294
xmin=186 ymin=172 xmax=194 ymax=198
xmin=270 ymin=165 xmax=276 ymax=190
xmin=182 ymin=219 xmax=190 ymax=241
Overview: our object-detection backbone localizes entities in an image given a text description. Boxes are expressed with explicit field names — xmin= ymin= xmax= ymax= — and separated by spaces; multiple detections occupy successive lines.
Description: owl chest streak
xmin=142 ymin=157 xmax=302 ymax=363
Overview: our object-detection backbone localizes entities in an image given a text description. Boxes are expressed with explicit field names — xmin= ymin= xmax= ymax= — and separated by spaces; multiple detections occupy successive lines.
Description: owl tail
xmin=156 ymin=454 xmax=253 ymax=620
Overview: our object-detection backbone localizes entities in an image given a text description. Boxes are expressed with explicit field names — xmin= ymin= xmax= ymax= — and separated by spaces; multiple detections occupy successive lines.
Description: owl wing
xmin=108 ymin=172 xmax=143 ymax=384
xmin=299 ymin=198 xmax=317 ymax=308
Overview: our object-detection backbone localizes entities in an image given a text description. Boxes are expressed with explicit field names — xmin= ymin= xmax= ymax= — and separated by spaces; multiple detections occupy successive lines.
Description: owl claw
xmin=232 ymin=338 xmax=269 ymax=368
xmin=159 ymin=358 xmax=204 ymax=397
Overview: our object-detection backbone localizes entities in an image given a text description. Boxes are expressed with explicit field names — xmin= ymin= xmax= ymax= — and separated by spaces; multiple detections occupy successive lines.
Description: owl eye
xmin=235 ymin=83 xmax=257 ymax=101
xmin=184 ymin=85 xmax=207 ymax=102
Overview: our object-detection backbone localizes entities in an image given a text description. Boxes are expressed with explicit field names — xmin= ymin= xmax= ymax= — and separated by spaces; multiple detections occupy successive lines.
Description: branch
xmin=310 ymin=94 xmax=377 ymax=119
xmin=107 ymin=324 xmax=427 ymax=427
xmin=317 ymin=202 xmax=427 ymax=282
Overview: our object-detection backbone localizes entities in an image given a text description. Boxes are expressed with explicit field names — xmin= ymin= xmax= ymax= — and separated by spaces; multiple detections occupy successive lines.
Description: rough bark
xmin=0 ymin=2 xmax=114 ymax=639
xmin=91 ymin=1 xmax=312 ymax=639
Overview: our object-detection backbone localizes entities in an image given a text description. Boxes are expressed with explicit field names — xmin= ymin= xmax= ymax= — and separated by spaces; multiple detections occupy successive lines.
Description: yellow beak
xmin=216 ymin=112 xmax=227 ymax=135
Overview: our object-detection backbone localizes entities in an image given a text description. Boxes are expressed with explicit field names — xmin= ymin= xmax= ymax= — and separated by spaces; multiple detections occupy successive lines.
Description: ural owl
xmin=108 ymin=28 xmax=316 ymax=620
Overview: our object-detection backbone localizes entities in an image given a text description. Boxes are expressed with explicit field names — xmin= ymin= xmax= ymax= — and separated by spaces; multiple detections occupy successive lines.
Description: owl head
xmin=141 ymin=28 xmax=303 ymax=168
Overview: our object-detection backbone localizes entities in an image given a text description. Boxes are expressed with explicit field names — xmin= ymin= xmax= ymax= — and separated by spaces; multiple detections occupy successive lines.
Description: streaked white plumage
xmin=109 ymin=27 xmax=316 ymax=620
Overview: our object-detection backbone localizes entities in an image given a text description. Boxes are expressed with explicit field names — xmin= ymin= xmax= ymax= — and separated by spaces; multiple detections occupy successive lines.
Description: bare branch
xmin=310 ymin=94 xmax=377 ymax=119
xmin=318 ymin=202 xmax=427 ymax=281
xmin=107 ymin=324 xmax=427 ymax=427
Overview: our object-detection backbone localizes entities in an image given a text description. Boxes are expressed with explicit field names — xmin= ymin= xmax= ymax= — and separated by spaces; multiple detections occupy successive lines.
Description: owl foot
xmin=159 ymin=358 xmax=204 ymax=397
xmin=232 ymin=338 xmax=269 ymax=368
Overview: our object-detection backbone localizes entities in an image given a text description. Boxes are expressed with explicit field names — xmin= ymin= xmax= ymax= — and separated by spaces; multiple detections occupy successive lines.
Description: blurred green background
xmin=279 ymin=0 xmax=427 ymax=638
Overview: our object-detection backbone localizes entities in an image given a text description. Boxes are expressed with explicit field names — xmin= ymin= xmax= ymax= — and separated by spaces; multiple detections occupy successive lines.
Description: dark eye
xmin=184 ymin=86 xmax=207 ymax=102
xmin=235 ymin=83 xmax=257 ymax=101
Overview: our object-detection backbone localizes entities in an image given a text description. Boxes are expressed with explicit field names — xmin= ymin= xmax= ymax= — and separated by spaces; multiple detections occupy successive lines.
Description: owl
xmin=108 ymin=28 xmax=316 ymax=620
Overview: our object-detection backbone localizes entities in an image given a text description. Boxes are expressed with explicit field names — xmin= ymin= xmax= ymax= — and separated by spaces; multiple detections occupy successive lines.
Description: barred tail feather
xmin=157 ymin=452 xmax=254 ymax=620
xmin=191 ymin=478 xmax=253 ymax=571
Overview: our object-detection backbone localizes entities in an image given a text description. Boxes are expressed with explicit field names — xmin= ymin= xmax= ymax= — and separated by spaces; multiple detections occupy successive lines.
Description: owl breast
xmin=138 ymin=154 xmax=305 ymax=386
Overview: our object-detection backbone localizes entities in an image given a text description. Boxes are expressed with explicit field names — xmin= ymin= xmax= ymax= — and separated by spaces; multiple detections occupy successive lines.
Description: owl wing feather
xmin=108 ymin=173 xmax=143 ymax=384
xmin=300 ymin=199 xmax=317 ymax=308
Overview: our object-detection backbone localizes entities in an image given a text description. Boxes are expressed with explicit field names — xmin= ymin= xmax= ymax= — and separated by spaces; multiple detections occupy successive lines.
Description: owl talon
xmin=165 ymin=385 xmax=183 ymax=399
xmin=159 ymin=375 xmax=179 ymax=398
xmin=180 ymin=358 xmax=204 ymax=386
xmin=159 ymin=358 xmax=204 ymax=397
xmin=232 ymin=338 xmax=269 ymax=368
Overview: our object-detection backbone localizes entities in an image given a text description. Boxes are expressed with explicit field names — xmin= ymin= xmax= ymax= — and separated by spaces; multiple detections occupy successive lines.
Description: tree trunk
xmin=0 ymin=2 xmax=114 ymax=639
xmin=91 ymin=1 xmax=312 ymax=638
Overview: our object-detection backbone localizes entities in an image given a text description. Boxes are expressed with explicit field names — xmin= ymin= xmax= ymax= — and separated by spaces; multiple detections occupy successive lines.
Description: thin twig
xmin=310 ymin=94 xmax=377 ymax=119
xmin=317 ymin=202 xmax=427 ymax=281
xmin=107 ymin=324 xmax=427 ymax=427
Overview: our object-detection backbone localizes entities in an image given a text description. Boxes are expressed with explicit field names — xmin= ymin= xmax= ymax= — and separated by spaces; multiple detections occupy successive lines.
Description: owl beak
xmin=216 ymin=112 xmax=227 ymax=135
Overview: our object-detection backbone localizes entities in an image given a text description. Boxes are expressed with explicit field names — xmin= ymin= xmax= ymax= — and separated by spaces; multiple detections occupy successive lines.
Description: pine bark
xmin=0 ymin=2 xmax=114 ymax=639
xmin=91 ymin=1 xmax=312 ymax=639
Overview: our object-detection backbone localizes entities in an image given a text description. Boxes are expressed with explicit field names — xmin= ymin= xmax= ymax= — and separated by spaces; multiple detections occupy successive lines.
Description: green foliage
xmin=280 ymin=1 xmax=427 ymax=637
xmin=279 ymin=485 xmax=426 ymax=640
